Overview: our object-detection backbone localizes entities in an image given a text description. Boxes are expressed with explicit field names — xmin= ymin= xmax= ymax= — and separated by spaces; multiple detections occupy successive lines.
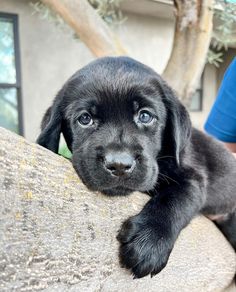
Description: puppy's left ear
xmin=37 ymin=84 xmax=69 ymax=153
xmin=36 ymin=101 xmax=62 ymax=153
xmin=161 ymin=81 xmax=191 ymax=164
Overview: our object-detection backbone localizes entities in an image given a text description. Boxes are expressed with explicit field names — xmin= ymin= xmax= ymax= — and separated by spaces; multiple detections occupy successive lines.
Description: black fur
xmin=37 ymin=57 xmax=236 ymax=278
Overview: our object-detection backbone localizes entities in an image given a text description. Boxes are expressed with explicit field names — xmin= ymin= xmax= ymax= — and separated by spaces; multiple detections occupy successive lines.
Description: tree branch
xmin=0 ymin=126 xmax=235 ymax=290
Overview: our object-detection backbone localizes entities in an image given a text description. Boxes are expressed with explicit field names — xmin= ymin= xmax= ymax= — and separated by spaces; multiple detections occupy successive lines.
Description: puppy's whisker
xmin=157 ymin=155 xmax=175 ymax=160
xmin=159 ymin=172 xmax=179 ymax=185
xmin=146 ymin=190 xmax=154 ymax=196
xmin=158 ymin=173 xmax=170 ymax=185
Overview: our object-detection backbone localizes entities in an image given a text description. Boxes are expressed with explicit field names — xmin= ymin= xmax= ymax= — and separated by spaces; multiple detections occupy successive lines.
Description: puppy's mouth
xmin=101 ymin=186 xmax=133 ymax=196
xmin=78 ymin=168 xmax=156 ymax=196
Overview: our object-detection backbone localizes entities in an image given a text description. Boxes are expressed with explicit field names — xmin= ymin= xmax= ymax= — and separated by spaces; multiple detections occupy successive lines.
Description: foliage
xmin=208 ymin=0 xmax=236 ymax=66
xmin=30 ymin=2 xmax=63 ymax=26
xmin=30 ymin=0 xmax=124 ymax=39
xmin=30 ymin=2 xmax=74 ymax=37
xmin=213 ymin=0 xmax=236 ymax=49
xmin=0 ymin=90 xmax=18 ymax=133
xmin=0 ymin=17 xmax=19 ymax=133
xmin=88 ymin=0 xmax=125 ymax=26
xmin=207 ymin=50 xmax=224 ymax=67
xmin=58 ymin=144 xmax=72 ymax=159
xmin=0 ymin=19 xmax=16 ymax=83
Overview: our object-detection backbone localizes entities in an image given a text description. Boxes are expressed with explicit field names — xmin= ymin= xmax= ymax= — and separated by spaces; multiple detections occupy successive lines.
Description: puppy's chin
xmin=102 ymin=187 xmax=133 ymax=196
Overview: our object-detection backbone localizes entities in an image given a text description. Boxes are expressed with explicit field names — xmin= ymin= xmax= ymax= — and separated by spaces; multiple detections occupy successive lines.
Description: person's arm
xmin=224 ymin=142 xmax=236 ymax=153
xmin=224 ymin=143 xmax=236 ymax=158
xmin=204 ymin=58 xmax=236 ymax=156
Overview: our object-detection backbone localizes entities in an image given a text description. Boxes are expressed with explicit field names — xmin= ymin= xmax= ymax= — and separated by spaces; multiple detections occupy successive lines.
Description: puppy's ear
xmin=161 ymin=82 xmax=191 ymax=164
xmin=36 ymin=101 xmax=62 ymax=153
xmin=37 ymin=85 xmax=70 ymax=153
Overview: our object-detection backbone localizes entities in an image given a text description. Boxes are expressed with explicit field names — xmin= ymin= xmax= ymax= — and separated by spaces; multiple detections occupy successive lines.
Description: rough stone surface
xmin=0 ymin=127 xmax=235 ymax=292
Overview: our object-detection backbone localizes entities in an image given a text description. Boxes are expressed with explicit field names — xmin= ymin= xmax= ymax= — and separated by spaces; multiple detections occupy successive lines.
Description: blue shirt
xmin=204 ymin=58 xmax=236 ymax=142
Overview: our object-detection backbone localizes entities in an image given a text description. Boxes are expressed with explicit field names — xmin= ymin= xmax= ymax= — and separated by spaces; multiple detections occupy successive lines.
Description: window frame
xmin=0 ymin=12 xmax=23 ymax=135
xmin=189 ymin=73 xmax=204 ymax=112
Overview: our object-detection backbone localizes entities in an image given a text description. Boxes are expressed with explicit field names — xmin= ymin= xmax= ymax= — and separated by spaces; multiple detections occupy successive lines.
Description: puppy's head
xmin=37 ymin=57 xmax=191 ymax=195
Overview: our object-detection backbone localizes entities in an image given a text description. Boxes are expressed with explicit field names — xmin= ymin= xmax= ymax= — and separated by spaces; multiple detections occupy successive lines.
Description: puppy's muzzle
xmin=104 ymin=151 xmax=136 ymax=177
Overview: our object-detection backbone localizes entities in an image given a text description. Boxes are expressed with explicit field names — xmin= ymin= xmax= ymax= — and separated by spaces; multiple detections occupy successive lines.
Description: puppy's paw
xmin=117 ymin=214 xmax=174 ymax=278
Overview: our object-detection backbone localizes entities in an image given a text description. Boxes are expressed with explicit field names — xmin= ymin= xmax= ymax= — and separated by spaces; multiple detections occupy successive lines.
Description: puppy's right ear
xmin=36 ymin=89 xmax=64 ymax=153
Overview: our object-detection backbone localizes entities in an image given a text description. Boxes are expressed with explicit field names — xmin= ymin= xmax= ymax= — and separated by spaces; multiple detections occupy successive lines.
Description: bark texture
xmin=40 ymin=0 xmax=127 ymax=57
xmin=0 ymin=127 xmax=235 ymax=292
xmin=163 ymin=0 xmax=214 ymax=105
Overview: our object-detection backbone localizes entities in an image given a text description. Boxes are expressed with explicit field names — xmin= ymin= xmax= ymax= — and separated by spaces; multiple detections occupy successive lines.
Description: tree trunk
xmin=0 ymin=126 xmax=235 ymax=291
xmin=40 ymin=0 xmax=127 ymax=57
xmin=162 ymin=0 xmax=214 ymax=105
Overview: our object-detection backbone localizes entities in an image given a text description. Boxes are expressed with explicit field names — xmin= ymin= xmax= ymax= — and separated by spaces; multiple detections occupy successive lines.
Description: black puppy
xmin=37 ymin=57 xmax=236 ymax=278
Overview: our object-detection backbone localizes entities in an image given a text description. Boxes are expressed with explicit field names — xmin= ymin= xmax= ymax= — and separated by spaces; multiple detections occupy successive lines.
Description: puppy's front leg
xmin=117 ymin=181 xmax=206 ymax=278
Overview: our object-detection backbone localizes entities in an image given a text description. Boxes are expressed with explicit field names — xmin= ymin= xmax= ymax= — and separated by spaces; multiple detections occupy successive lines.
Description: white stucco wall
xmin=115 ymin=13 xmax=174 ymax=74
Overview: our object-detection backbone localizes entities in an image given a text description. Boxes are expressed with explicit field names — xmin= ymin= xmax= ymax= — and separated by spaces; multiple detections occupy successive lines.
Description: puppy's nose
xmin=104 ymin=152 xmax=135 ymax=176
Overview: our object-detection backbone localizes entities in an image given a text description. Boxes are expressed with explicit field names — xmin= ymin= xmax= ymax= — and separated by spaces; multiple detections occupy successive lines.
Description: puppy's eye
xmin=138 ymin=111 xmax=153 ymax=124
xmin=78 ymin=113 xmax=93 ymax=126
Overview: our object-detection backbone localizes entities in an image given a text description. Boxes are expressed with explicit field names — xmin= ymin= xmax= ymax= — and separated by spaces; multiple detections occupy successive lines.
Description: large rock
xmin=0 ymin=127 xmax=235 ymax=291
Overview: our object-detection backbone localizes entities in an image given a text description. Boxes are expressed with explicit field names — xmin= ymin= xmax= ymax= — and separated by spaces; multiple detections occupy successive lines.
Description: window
xmin=189 ymin=74 xmax=203 ymax=112
xmin=0 ymin=12 xmax=23 ymax=134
